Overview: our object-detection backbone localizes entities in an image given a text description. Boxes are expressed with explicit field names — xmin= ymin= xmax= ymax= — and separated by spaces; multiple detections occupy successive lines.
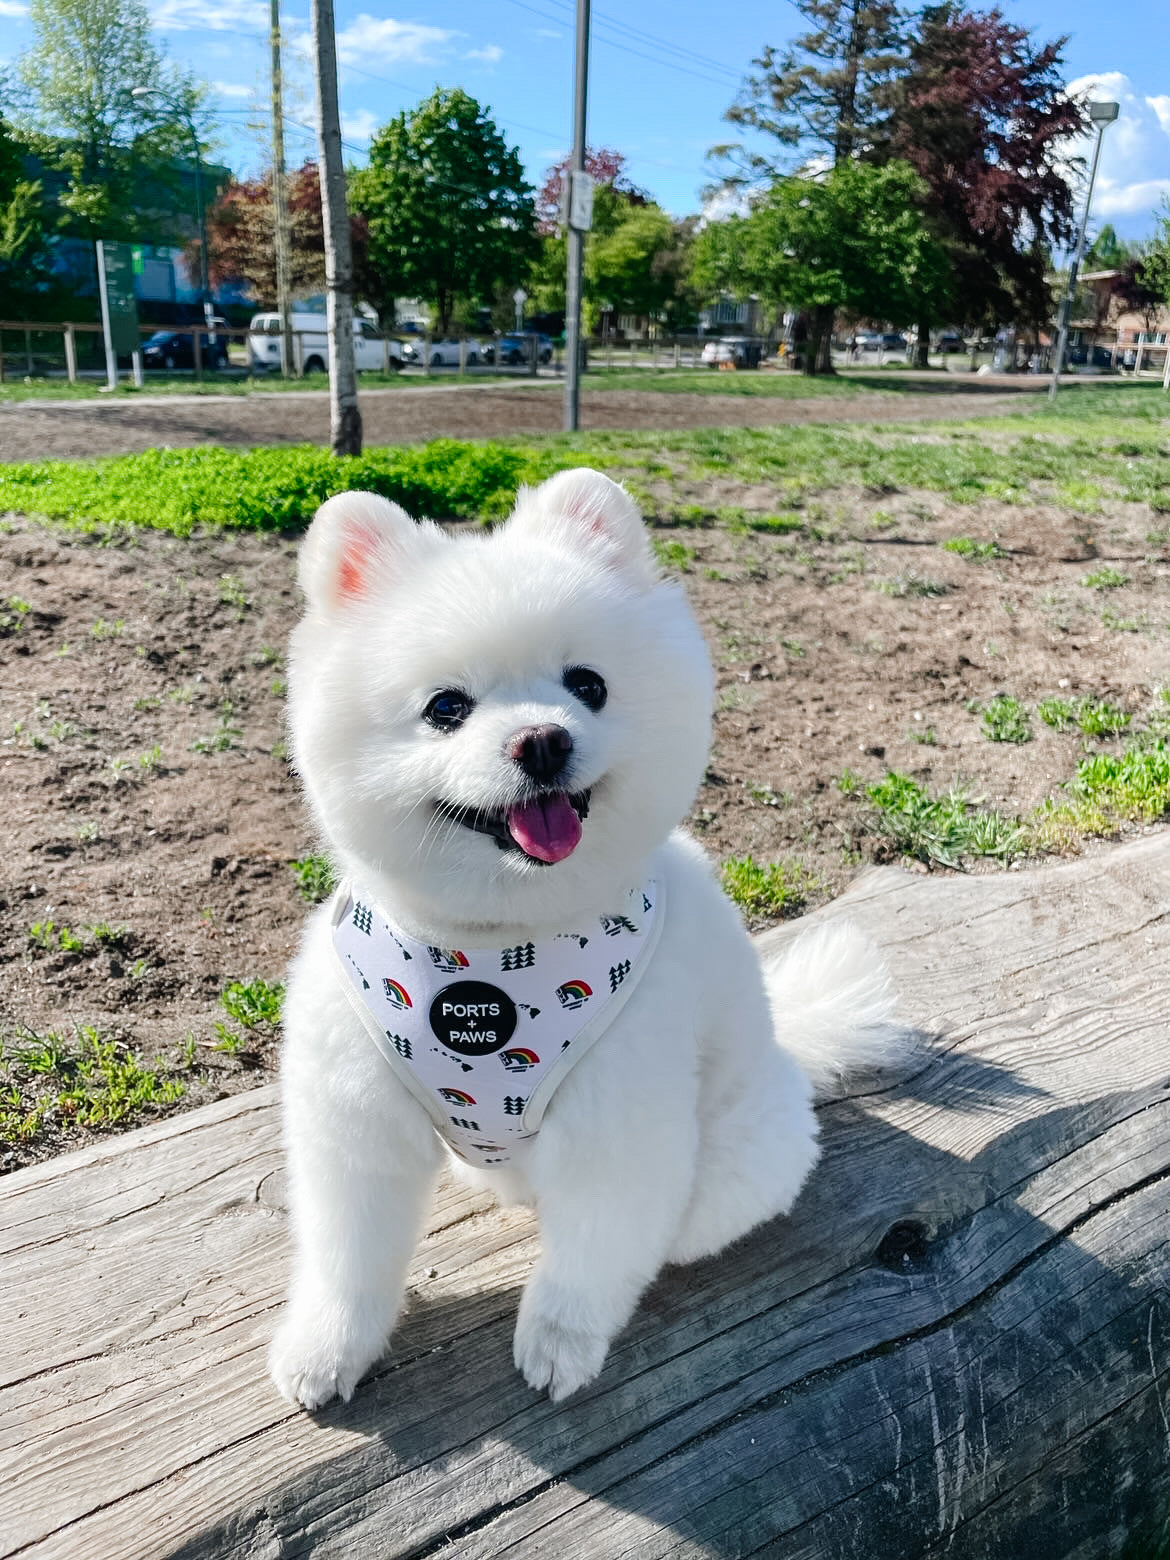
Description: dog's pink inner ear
xmin=337 ymin=523 xmax=379 ymax=600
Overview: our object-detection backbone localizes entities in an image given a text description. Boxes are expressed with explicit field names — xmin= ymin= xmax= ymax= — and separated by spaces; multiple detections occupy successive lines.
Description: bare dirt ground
xmin=0 ymin=375 xmax=1051 ymax=462
xmin=2 ymin=379 xmax=1167 ymax=1171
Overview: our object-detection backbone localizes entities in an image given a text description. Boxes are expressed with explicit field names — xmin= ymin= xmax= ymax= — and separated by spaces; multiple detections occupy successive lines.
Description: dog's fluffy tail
xmin=764 ymin=920 xmax=907 ymax=1100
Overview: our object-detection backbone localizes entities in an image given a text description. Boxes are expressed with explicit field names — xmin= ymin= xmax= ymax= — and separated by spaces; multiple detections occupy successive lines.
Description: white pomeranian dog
xmin=270 ymin=468 xmax=900 ymax=1409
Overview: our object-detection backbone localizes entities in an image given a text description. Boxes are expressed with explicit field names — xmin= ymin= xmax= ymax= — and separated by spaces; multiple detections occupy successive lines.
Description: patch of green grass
xmin=866 ymin=771 xmax=1028 ymax=868
xmin=3 ymin=386 xmax=1168 ymax=541
xmin=290 ymin=854 xmax=338 ymax=903
xmin=720 ymin=855 xmax=822 ymax=919
xmin=943 ymin=536 xmax=1006 ymax=561
xmin=191 ymin=700 xmax=242 ymax=754
xmin=219 ymin=977 xmax=285 ymax=1032
xmin=981 ymin=695 xmax=1032 ymax=744
xmin=89 ymin=616 xmax=125 ymax=639
xmin=743 ymin=512 xmax=805 ymax=534
xmin=1070 ymin=698 xmax=1131 ymax=737
xmin=653 ymin=537 xmax=697 ymax=571
xmin=0 ymin=595 xmax=31 ymax=634
xmin=1100 ymin=605 xmax=1148 ymax=633
xmin=0 ymin=1023 xmax=185 ymax=1143
xmin=1081 ymin=565 xmax=1129 ymax=591
xmin=1033 ymin=739 xmax=1170 ymax=846
xmin=217 ymin=572 xmax=249 ymax=614
xmin=0 ymin=439 xmax=570 ymax=534
xmin=1037 ymin=696 xmax=1077 ymax=731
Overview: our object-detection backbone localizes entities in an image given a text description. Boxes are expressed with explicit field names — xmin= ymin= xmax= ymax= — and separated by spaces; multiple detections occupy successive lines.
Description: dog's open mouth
xmin=437 ymin=790 xmax=591 ymax=864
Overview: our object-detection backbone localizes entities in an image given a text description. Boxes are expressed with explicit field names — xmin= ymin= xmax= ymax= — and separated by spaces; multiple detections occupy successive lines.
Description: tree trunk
xmin=311 ymin=0 xmax=362 ymax=457
xmin=914 ymin=318 xmax=930 ymax=368
xmin=805 ymin=303 xmax=836 ymax=375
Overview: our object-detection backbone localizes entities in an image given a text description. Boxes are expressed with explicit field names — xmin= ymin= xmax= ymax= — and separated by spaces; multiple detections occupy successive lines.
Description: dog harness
xmin=331 ymin=878 xmax=663 ymax=1167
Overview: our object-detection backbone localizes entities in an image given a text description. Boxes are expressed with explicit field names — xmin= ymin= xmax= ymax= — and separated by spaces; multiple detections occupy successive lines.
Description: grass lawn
xmin=1 ymin=385 xmax=1166 ymax=534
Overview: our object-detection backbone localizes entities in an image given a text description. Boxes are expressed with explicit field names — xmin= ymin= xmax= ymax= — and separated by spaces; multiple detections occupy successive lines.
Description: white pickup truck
xmin=248 ymin=313 xmax=405 ymax=375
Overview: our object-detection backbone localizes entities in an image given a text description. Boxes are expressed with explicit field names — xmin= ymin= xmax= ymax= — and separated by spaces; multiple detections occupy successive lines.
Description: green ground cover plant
xmin=291 ymin=854 xmax=338 ymax=903
xmin=2 ymin=386 xmax=1168 ymax=535
xmin=981 ymin=695 xmax=1033 ymax=744
xmin=0 ymin=1023 xmax=185 ymax=1141
xmin=720 ymin=856 xmax=823 ymax=919
xmin=865 ymin=772 xmax=1028 ymax=868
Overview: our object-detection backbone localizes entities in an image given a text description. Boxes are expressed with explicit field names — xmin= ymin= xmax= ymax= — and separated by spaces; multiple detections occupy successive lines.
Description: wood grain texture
xmin=2 ymin=835 xmax=1169 ymax=1560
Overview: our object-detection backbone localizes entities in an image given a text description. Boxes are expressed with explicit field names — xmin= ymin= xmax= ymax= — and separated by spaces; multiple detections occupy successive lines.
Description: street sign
xmin=566 ymin=170 xmax=594 ymax=232
xmin=96 ymin=241 xmax=140 ymax=357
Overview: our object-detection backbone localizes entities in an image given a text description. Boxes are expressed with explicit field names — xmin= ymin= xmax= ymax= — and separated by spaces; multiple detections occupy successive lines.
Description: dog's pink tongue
xmin=507 ymin=794 xmax=582 ymax=863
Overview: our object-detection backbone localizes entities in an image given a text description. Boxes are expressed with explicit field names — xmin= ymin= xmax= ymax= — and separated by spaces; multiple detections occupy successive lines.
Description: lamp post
xmin=131 ymin=86 xmax=213 ymax=330
xmin=1048 ymin=99 xmax=1119 ymax=400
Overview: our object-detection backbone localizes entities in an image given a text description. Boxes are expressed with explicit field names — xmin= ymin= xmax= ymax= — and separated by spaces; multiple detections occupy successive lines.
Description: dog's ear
xmin=297 ymin=490 xmax=420 ymax=612
xmin=509 ymin=469 xmax=656 ymax=589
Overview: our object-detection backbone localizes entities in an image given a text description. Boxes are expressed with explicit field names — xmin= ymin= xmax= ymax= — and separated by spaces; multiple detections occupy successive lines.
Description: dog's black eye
xmin=424 ymin=689 xmax=474 ymax=730
xmin=563 ymin=666 xmax=607 ymax=712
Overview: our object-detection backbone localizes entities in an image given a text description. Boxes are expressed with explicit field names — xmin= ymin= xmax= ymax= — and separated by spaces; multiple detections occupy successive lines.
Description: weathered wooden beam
xmin=2 ymin=836 xmax=1168 ymax=1559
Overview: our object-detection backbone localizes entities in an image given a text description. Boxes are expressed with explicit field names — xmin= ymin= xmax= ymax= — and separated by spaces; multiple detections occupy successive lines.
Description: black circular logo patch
xmin=429 ymin=981 xmax=517 ymax=1056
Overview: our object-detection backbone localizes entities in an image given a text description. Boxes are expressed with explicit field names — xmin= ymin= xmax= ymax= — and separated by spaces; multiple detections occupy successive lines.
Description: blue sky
xmin=2 ymin=0 xmax=1168 ymax=242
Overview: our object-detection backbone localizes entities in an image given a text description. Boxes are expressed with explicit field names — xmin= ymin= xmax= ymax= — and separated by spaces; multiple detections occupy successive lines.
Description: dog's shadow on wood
xmin=164 ymin=1047 xmax=1170 ymax=1558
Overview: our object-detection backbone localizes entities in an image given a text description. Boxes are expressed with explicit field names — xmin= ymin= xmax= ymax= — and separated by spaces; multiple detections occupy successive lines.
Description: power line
xmin=498 ymin=0 xmax=745 ymax=87
xmin=534 ymin=0 xmax=745 ymax=83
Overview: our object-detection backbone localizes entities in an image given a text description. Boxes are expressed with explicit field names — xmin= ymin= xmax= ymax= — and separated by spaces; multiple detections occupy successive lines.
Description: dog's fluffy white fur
xmin=270 ymin=469 xmax=900 ymax=1408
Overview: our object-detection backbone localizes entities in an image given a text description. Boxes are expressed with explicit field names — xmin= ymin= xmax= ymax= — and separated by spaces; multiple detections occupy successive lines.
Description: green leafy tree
xmin=585 ymin=194 xmax=696 ymax=330
xmin=1142 ymin=201 xmax=1170 ymax=310
xmin=713 ymin=0 xmax=905 ymax=186
xmin=1084 ymin=223 xmax=1135 ymax=273
xmin=0 ymin=108 xmax=53 ymax=314
xmin=696 ymin=159 xmax=950 ymax=373
xmin=351 ymin=88 xmax=537 ymax=333
xmin=528 ymin=151 xmax=697 ymax=332
xmin=15 ymin=0 xmax=209 ymax=242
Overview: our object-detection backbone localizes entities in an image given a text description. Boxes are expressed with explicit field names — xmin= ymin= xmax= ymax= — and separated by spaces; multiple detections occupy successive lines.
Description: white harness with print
xmin=331 ymin=878 xmax=663 ymax=1167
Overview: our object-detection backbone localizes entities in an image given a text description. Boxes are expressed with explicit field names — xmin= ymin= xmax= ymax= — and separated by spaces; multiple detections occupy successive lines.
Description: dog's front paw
xmin=513 ymin=1274 xmax=612 ymax=1401
xmin=269 ymin=1310 xmax=373 ymax=1411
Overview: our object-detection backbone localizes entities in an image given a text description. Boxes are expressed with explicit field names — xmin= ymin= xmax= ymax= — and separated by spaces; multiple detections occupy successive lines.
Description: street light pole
xmin=131 ymin=86 xmax=213 ymax=330
xmin=1048 ymin=100 xmax=1119 ymax=401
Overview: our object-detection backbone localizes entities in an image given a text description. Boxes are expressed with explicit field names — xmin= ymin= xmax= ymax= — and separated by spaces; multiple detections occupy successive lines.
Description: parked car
xmin=247 ymin=312 xmax=399 ymax=375
xmin=141 ymin=329 xmax=229 ymax=371
xmin=483 ymin=332 xmax=553 ymax=365
xmin=932 ymin=331 xmax=968 ymax=354
xmin=857 ymin=331 xmax=907 ymax=354
xmin=401 ymin=337 xmax=480 ymax=367
xmin=701 ymin=337 xmax=747 ymax=366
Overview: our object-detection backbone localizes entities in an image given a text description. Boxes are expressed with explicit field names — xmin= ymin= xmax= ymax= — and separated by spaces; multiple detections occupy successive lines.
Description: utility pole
xmin=270 ymin=0 xmax=294 ymax=378
xmin=311 ymin=0 xmax=362 ymax=455
xmin=563 ymin=0 xmax=592 ymax=433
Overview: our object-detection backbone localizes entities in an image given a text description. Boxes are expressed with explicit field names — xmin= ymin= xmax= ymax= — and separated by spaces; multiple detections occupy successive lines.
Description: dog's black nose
xmin=508 ymin=724 xmax=573 ymax=783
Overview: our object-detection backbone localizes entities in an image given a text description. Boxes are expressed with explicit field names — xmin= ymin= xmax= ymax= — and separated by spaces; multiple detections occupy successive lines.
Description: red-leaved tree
xmin=534 ymin=147 xmax=647 ymax=234
xmin=890 ymin=3 xmax=1085 ymax=355
xmin=194 ymin=160 xmax=369 ymax=307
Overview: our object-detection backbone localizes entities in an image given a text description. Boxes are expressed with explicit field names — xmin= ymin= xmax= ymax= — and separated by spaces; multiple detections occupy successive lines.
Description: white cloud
xmin=334 ymin=15 xmax=454 ymax=68
xmin=1148 ymin=96 xmax=1170 ymax=139
xmin=150 ymin=0 xmax=266 ymax=30
xmin=464 ymin=44 xmax=503 ymax=65
xmin=212 ymin=81 xmax=253 ymax=100
xmin=1064 ymin=72 xmax=1170 ymax=236
xmin=0 ymin=1 xmax=29 ymax=16
xmin=341 ymin=108 xmax=378 ymax=146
